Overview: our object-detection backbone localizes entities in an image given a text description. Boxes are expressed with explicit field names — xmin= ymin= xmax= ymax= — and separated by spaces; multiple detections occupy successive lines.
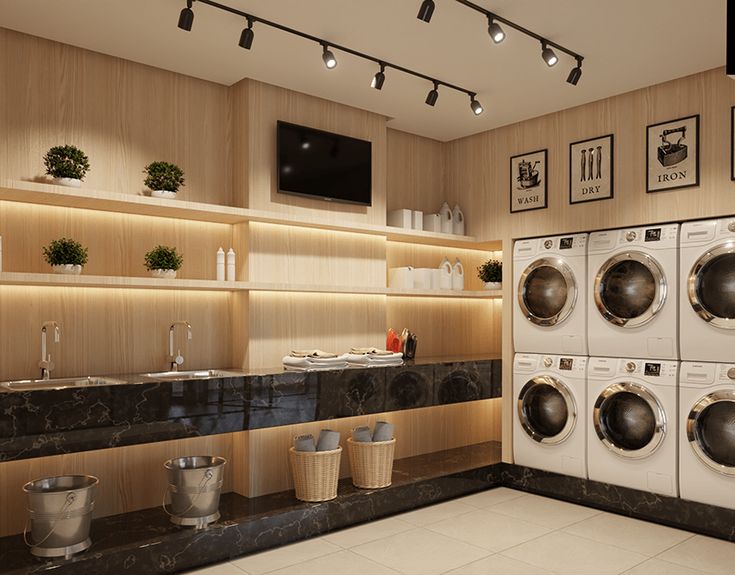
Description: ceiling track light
xmin=417 ymin=0 xmax=435 ymax=23
xmin=469 ymin=93 xmax=483 ymax=115
xmin=425 ymin=82 xmax=439 ymax=107
xmin=566 ymin=58 xmax=583 ymax=85
xmin=487 ymin=15 xmax=505 ymax=44
xmin=239 ymin=16 xmax=254 ymax=50
xmin=178 ymin=0 xmax=194 ymax=31
xmin=321 ymin=43 xmax=337 ymax=69
xmin=541 ymin=41 xmax=558 ymax=67
xmin=371 ymin=63 xmax=386 ymax=90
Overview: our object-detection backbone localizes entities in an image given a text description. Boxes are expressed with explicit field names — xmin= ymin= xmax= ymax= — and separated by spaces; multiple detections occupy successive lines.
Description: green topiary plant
xmin=477 ymin=259 xmax=502 ymax=283
xmin=143 ymin=161 xmax=185 ymax=193
xmin=144 ymin=245 xmax=183 ymax=271
xmin=43 ymin=145 xmax=90 ymax=180
xmin=43 ymin=237 xmax=89 ymax=267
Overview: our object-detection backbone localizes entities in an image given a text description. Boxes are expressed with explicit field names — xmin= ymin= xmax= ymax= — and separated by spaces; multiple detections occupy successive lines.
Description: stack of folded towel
xmin=293 ymin=429 xmax=341 ymax=452
xmin=282 ymin=350 xmax=349 ymax=371
xmin=351 ymin=421 xmax=395 ymax=442
xmin=346 ymin=348 xmax=403 ymax=367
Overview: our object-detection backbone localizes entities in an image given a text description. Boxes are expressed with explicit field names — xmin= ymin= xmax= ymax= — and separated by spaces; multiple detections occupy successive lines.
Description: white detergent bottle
xmin=452 ymin=204 xmax=465 ymax=235
xmin=439 ymin=202 xmax=453 ymax=234
xmin=438 ymin=257 xmax=453 ymax=290
xmin=452 ymin=258 xmax=464 ymax=290
xmin=216 ymin=247 xmax=225 ymax=281
xmin=226 ymin=248 xmax=236 ymax=282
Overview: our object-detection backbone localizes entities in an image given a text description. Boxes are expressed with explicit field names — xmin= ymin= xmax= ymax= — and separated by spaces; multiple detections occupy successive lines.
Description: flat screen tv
xmin=277 ymin=121 xmax=372 ymax=206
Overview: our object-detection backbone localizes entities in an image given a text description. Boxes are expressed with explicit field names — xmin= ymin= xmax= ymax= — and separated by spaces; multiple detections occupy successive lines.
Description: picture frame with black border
xmin=569 ymin=134 xmax=614 ymax=204
xmin=510 ymin=148 xmax=547 ymax=213
xmin=646 ymin=114 xmax=700 ymax=193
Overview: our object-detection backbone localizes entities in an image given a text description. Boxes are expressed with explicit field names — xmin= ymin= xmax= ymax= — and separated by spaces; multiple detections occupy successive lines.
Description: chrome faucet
xmin=39 ymin=321 xmax=61 ymax=380
xmin=168 ymin=321 xmax=192 ymax=371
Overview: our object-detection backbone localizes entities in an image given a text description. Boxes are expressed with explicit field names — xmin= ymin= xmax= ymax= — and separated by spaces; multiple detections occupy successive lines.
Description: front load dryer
xmin=587 ymin=224 xmax=678 ymax=359
xmin=680 ymin=361 xmax=735 ymax=509
xmin=587 ymin=357 xmax=678 ymax=496
xmin=680 ymin=217 xmax=735 ymax=362
xmin=513 ymin=353 xmax=587 ymax=478
xmin=514 ymin=234 xmax=587 ymax=355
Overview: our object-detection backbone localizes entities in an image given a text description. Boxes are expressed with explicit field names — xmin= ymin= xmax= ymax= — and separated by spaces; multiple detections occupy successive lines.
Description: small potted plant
xmin=43 ymin=145 xmax=90 ymax=188
xmin=143 ymin=161 xmax=185 ymax=199
xmin=145 ymin=245 xmax=183 ymax=278
xmin=478 ymin=259 xmax=502 ymax=290
xmin=43 ymin=237 xmax=89 ymax=275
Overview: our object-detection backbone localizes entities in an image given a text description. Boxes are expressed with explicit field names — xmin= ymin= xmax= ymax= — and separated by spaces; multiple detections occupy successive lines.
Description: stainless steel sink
xmin=141 ymin=369 xmax=243 ymax=381
xmin=1 ymin=376 xmax=130 ymax=392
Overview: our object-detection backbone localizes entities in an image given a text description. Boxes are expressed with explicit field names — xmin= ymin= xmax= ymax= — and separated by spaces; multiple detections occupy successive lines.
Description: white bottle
xmin=452 ymin=204 xmax=465 ymax=236
xmin=226 ymin=248 xmax=236 ymax=282
xmin=452 ymin=258 xmax=464 ymax=291
xmin=438 ymin=257 xmax=452 ymax=290
xmin=439 ymin=202 xmax=453 ymax=234
xmin=216 ymin=247 xmax=225 ymax=281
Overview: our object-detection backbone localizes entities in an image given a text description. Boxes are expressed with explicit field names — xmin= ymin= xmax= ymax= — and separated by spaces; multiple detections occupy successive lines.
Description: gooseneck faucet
xmin=168 ymin=321 xmax=192 ymax=371
xmin=39 ymin=321 xmax=61 ymax=380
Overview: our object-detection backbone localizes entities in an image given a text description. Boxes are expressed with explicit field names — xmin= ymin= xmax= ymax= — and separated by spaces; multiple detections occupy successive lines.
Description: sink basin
xmin=141 ymin=370 xmax=243 ymax=381
xmin=1 ymin=376 xmax=130 ymax=392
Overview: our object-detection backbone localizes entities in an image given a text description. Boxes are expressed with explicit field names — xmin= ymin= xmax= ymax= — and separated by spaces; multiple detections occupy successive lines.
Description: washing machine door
xmin=687 ymin=389 xmax=735 ymax=476
xmin=517 ymin=375 xmax=577 ymax=444
xmin=593 ymin=251 xmax=667 ymax=327
xmin=518 ymin=258 xmax=578 ymax=327
xmin=688 ymin=242 xmax=735 ymax=329
xmin=593 ymin=382 xmax=666 ymax=459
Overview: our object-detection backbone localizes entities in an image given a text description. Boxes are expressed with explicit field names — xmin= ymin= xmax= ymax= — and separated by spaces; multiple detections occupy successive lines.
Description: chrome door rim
xmin=517 ymin=375 xmax=577 ymax=445
xmin=688 ymin=241 xmax=735 ymax=329
xmin=517 ymin=258 xmax=578 ymax=327
xmin=593 ymin=382 xmax=667 ymax=459
xmin=593 ymin=251 xmax=667 ymax=328
xmin=687 ymin=390 xmax=735 ymax=476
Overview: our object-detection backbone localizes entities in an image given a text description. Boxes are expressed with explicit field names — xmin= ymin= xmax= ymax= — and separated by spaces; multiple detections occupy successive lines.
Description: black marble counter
xmin=0 ymin=357 xmax=501 ymax=462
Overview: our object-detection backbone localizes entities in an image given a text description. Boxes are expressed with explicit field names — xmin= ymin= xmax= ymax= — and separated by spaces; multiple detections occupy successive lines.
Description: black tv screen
xmin=277 ymin=121 xmax=372 ymax=206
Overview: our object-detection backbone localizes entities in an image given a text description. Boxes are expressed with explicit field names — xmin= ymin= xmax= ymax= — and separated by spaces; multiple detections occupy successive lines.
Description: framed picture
xmin=731 ymin=107 xmax=735 ymax=181
xmin=510 ymin=149 xmax=547 ymax=213
xmin=646 ymin=114 xmax=700 ymax=193
xmin=569 ymin=134 xmax=614 ymax=204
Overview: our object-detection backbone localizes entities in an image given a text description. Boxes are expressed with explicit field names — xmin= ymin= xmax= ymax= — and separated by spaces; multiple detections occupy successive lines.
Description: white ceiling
xmin=0 ymin=0 xmax=726 ymax=141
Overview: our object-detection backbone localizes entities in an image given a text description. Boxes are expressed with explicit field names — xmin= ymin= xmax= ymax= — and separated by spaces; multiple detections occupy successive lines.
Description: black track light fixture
xmin=566 ymin=58 xmax=583 ymax=85
xmin=417 ymin=0 xmax=435 ymax=23
xmin=321 ymin=43 xmax=337 ymax=69
xmin=425 ymin=82 xmax=439 ymax=107
xmin=469 ymin=93 xmax=483 ymax=115
xmin=178 ymin=0 xmax=194 ymax=31
xmin=487 ymin=15 xmax=505 ymax=44
xmin=239 ymin=17 xmax=254 ymax=50
xmin=541 ymin=41 xmax=558 ymax=67
xmin=371 ymin=63 xmax=386 ymax=90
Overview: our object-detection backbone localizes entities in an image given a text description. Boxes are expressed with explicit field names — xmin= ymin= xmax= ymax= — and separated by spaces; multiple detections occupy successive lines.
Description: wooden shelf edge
xmin=0 ymin=272 xmax=248 ymax=291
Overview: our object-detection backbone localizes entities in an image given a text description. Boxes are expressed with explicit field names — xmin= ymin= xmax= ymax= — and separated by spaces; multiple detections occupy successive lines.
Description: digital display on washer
xmin=559 ymin=237 xmax=574 ymax=249
xmin=559 ymin=358 xmax=574 ymax=370
xmin=644 ymin=363 xmax=661 ymax=376
xmin=645 ymin=228 xmax=662 ymax=242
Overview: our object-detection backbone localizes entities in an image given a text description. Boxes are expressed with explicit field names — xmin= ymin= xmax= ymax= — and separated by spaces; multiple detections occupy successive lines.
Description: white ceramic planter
xmin=484 ymin=281 xmax=502 ymax=290
xmin=150 ymin=190 xmax=177 ymax=199
xmin=52 ymin=264 xmax=83 ymax=275
xmin=150 ymin=269 xmax=177 ymax=279
xmin=52 ymin=177 xmax=82 ymax=188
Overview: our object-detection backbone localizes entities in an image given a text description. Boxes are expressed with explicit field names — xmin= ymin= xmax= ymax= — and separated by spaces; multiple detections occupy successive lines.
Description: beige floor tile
xmin=446 ymin=554 xmax=558 ymax=575
xmin=265 ymin=550 xmax=401 ymax=575
xmin=489 ymin=493 xmax=600 ymax=529
xmin=322 ymin=517 xmax=412 ymax=548
xmin=230 ymin=538 xmax=340 ymax=575
xmin=351 ymin=527 xmax=490 ymax=575
xmin=184 ymin=563 xmax=249 ymax=574
xmin=563 ymin=512 xmax=694 ymax=556
xmin=398 ymin=499 xmax=476 ymax=526
xmin=623 ymin=558 xmax=710 ymax=574
xmin=658 ymin=535 xmax=735 ymax=575
xmin=427 ymin=508 xmax=551 ymax=552
xmin=456 ymin=487 xmax=527 ymax=509
xmin=502 ymin=531 xmax=648 ymax=575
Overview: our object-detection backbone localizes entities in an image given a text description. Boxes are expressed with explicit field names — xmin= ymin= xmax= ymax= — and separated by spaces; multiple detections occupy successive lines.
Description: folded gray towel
xmin=316 ymin=429 xmax=341 ymax=451
xmin=293 ymin=434 xmax=316 ymax=452
xmin=351 ymin=426 xmax=373 ymax=442
xmin=372 ymin=421 xmax=394 ymax=442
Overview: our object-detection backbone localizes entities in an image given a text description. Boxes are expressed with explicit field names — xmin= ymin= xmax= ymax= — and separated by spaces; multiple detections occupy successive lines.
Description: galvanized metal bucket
xmin=23 ymin=474 xmax=98 ymax=559
xmin=163 ymin=455 xmax=226 ymax=529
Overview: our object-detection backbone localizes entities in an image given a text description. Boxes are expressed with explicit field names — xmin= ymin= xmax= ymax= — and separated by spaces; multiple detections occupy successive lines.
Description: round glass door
xmin=517 ymin=376 xmax=576 ymax=444
xmin=518 ymin=258 xmax=577 ymax=327
xmin=593 ymin=382 xmax=666 ymax=459
xmin=594 ymin=251 xmax=667 ymax=327
xmin=688 ymin=242 xmax=735 ymax=329
xmin=687 ymin=391 xmax=735 ymax=476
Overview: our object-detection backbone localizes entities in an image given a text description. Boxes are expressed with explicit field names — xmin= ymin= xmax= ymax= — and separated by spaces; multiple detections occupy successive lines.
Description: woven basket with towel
xmin=347 ymin=422 xmax=396 ymax=489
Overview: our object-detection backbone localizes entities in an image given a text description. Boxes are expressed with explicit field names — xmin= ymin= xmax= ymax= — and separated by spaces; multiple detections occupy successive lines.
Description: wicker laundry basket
xmin=347 ymin=438 xmax=396 ymax=489
xmin=289 ymin=446 xmax=342 ymax=502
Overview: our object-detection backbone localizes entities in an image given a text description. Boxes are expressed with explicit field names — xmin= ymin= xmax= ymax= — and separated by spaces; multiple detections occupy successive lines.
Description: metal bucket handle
xmin=23 ymin=491 xmax=76 ymax=549
xmin=162 ymin=468 xmax=215 ymax=518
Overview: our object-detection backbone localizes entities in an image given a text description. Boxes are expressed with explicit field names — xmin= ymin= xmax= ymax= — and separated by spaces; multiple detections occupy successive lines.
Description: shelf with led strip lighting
xmin=0 ymin=180 xmax=500 ymax=250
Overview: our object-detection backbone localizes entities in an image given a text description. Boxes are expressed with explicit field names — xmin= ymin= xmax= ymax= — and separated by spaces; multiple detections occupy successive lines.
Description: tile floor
xmin=186 ymin=488 xmax=735 ymax=575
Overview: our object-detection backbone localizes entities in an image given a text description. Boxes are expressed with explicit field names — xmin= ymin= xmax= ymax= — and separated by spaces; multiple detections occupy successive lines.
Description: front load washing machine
xmin=513 ymin=353 xmax=587 ymax=478
xmin=680 ymin=361 xmax=735 ymax=509
xmin=587 ymin=224 xmax=678 ymax=359
xmin=587 ymin=357 xmax=678 ymax=496
xmin=514 ymin=234 xmax=587 ymax=354
xmin=680 ymin=217 xmax=735 ymax=362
